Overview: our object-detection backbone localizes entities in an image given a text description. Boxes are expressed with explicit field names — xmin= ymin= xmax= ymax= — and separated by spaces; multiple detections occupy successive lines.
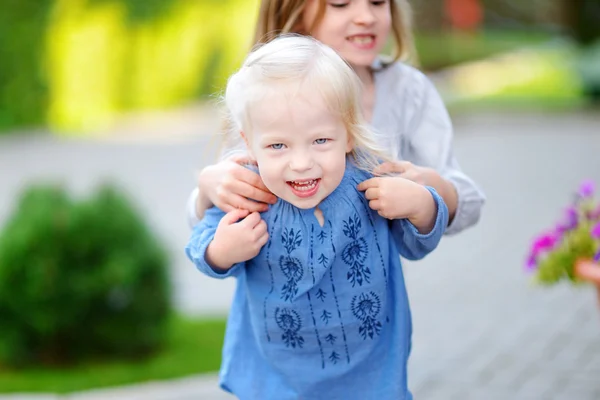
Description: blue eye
xmin=314 ymin=138 xmax=329 ymax=144
xmin=270 ymin=143 xmax=284 ymax=150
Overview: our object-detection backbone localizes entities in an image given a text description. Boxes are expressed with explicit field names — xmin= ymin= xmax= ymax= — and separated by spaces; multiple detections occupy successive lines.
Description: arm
xmin=402 ymin=73 xmax=486 ymax=235
xmin=390 ymin=186 xmax=449 ymax=261
xmin=185 ymin=207 xmax=243 ymax=278
xmin=185 ymin=207 xmax=269 ymax=278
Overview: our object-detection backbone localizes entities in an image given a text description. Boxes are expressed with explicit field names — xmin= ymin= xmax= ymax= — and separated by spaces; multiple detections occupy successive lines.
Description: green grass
xmin=414 ymin=29 xmax=553 ymax=71
xmin=0 ymin=316 xmax=226 ymax=394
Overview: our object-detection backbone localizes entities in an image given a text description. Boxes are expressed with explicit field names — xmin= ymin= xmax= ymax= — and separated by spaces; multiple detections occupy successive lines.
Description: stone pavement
xmin=1 ymin=109 xmax=600 ymax=399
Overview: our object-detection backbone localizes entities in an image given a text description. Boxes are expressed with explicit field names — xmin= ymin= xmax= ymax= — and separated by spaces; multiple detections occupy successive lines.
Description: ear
xmin=346 ymin=135 xmax=354 ymax=153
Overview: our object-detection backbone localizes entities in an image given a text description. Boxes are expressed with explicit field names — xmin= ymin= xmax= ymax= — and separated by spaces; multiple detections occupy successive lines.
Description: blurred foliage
xmin=415 ymin=29 xmax=551 ymax=71
xmin=0 ymin=0 xmax=54 ymax=132
xmin=0 ymin=0 xmax=258 ymax=134
xmin=0 ymin=183 xmax=171 ymax=368
xmin=445 ymin=41 xmax=584 ymax=108
xmin=0 ymin=316 xmax=225 ymax=394
xmin=562 ymin=0 xmax=600 ymax=46
xmin=577 ymin=39 xmax=600 ymax=100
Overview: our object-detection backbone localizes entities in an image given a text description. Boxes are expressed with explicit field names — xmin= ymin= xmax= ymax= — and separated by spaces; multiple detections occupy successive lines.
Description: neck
xmin=352 ymin=66 xmax=374 ymax=86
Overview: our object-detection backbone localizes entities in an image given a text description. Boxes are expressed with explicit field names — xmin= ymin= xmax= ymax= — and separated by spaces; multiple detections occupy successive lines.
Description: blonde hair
xmin=216 ymin=0 xmax=415 ymax=159
xmin=224 ymin=35 xmax=391 ymax=172
xmin=253 ymin=0 xmax=416 ymax=63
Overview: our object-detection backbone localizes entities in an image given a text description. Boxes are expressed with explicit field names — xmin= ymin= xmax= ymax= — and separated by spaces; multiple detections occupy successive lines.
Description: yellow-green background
xmin=0 ymin=0 xmax=258 ymax=134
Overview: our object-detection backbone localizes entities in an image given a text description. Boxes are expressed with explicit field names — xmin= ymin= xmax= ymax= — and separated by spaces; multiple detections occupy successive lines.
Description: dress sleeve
xmin=185 ymin=207 xmax=245 ymax=279
xmin=389 ymin=186 xmax=448 ymax=260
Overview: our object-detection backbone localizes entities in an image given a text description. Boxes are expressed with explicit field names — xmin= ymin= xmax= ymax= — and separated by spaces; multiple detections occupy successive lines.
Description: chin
xmin=345 ymin=55 xmax=379 ymax=68
xmin=287 ymin=198 xmax=322 ymax=210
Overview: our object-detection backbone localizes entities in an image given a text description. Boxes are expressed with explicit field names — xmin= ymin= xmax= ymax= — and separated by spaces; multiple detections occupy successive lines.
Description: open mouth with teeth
xmin=347 ymin=35 xmax=376 ymax=49
xmin=287 ymin=179 xmax=321 ymax=198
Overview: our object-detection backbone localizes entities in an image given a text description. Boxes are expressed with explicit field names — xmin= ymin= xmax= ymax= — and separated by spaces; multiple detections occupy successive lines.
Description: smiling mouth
xmin=287 ymin=179 xmax=320 ymax=192
xmin=347 ymin=35 xmax=375 ymax=46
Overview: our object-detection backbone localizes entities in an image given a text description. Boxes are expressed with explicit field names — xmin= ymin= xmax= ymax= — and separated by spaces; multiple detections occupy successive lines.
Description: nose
xmin=353 ymin=1 xmax=377 ymax=26
xmin=289 ymin=149 xmax=314 ymax=173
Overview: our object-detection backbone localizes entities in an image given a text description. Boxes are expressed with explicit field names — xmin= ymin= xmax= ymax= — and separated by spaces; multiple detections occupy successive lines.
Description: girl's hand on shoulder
xmin=199 ymin=155 xmax=277 ymax=213
xmin=374 ymin=161 xmax=441 ymax=187
xmin=206 ymin=209 xmax=269 ymax=270
xmin=357 ymin=176 xmax=437 ymax=233
xmin=374 ymin=160 xmax=457 ymax=223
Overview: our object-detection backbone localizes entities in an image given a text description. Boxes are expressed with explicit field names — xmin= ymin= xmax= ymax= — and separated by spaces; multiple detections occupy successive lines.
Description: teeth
xmin=350 ymin=36 xmax=373 ymax=44
xmin=289 ymin=179 xmax=318 ymax=191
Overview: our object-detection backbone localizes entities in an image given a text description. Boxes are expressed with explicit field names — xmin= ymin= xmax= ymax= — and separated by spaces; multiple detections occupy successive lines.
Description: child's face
xmin=302 ymin=0 xmax=391 ymax=71
xmin=244 ymin=89 xmax=352 ymax=210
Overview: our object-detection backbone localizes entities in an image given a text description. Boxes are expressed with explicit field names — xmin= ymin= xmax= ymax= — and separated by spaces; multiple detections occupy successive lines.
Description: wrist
xmin=439 ymin=178 xmax=458 ymax=223
xmin=409 ymin=186 xmax=437 ymax=234
xmin=196 ymin=167 xmax=215 ymax=217
xmin=205 ymin=240 xmax=233 ymax=272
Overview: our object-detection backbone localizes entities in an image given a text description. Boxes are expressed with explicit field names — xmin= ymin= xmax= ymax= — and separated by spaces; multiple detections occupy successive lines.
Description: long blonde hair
xmin=224 ymin=35 xmax=391 ymax=172
xmin=253 ymin=0 xmax=416 ymax=63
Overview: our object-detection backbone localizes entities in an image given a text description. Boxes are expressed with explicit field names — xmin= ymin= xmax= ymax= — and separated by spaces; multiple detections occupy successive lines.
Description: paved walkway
xmin=1 ymin=109 xmax=600 ymax=399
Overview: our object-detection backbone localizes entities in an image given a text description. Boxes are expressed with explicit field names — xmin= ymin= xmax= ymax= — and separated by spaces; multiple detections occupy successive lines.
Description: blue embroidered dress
xmin=186 ymin=162 xmax=448 ymax=400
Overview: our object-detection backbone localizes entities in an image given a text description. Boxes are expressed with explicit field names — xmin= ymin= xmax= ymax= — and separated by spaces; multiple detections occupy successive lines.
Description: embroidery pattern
xmin=275 ymin=307 xmax=304 ymax=348
xmin=263 ymin=214 xmax=278 ymax=342
xmin=279 ymin=228 xmax=303 ymax=301
xmin=328 ymin=220 xmax=350 ymax=363
xmin=341 ymin=214 xmax=370 ymax=286
xmin=351 ymin=291 xmax=382 ymax=340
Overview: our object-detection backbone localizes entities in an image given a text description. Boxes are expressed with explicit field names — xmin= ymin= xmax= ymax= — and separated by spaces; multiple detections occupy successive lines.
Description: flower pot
xmin=575 ymin=258 xmax=600 ymax=307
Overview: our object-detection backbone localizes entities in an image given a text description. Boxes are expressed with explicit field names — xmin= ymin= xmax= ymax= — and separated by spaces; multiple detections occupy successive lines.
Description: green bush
xmin=0 ymin=183 xmax=171 ymax=367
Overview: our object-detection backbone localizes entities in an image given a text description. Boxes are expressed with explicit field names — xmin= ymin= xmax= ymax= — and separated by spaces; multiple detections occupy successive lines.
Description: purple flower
xmin=578 ymin=180 xmax=595 ymax=198
xmin=558 ymin=206 xmax=579 ymax=231
xmin=531 ymin=232 xmax=559 ymax=257
xmin=592 ymin=221 xmax=600 ymax=239
xmin=524 ymin=254 xmax=538 ymax=271
xmin=594 ymin=251 xmax=600 ymax=262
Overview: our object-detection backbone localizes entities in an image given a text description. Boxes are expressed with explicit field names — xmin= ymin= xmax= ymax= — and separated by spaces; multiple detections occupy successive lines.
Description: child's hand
xmin=357 ymin=176 xmax=437 ymax=234
xmin=205 ymin=209 xmax=269 ymax=271
xmin=375 ymin=161 xmax=457 ymax=222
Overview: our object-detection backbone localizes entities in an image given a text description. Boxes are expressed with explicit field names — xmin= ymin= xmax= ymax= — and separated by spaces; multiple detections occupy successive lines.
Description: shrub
xmin=0 ymin=183 xmax=171 ymax=367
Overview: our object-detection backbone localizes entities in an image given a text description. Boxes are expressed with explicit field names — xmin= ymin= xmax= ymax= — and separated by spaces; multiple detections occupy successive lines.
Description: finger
xmin=399 ymin=170 xmax=422 ymax=184
xmin=240 ymin=211 xmax=262 ymax=228
xmin=374 ymin=161 xmax=412 ymax=175
xmin=373 ymin=162 xmax=395 ymax=175
xmin=234 ymin=168 xmax=276 ymax=203
xmin=233 ymin=180 xmax=277 ymax=205
xmin=575 ymin=260 xmax=600 ymax=282
xmin=254 ymin=220 xmax=268 ymax=237
xmin=221 ymin=209 xmax=250 ymax=225
xmin=258 ymin=231 xmax=270 ymax=247
xmin=364 ymin=187 xmax=380 ymax=201
xmin=229 ymin=154 xmax=257 ymax=166
xmin=368 ymin=199 xmax=381 ymax=211
xmin=357 ymin=177 xmax=380 ymax=191
xmin=232 ymin=196 xmax=270 ymax=213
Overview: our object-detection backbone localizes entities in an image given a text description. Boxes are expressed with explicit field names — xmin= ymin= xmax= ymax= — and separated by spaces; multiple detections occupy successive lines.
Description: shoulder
xmin=378 ymin=60 xmax=432 ymax=93
xmin=376 ymin=60 xmax=449 ymax=132
xmin=376 ymin=60 xmax=445 ymax=110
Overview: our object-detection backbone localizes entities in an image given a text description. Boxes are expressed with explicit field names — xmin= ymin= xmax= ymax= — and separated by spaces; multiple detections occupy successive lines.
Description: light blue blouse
xmin=186 ymin=161 xmax=449 ymax=399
